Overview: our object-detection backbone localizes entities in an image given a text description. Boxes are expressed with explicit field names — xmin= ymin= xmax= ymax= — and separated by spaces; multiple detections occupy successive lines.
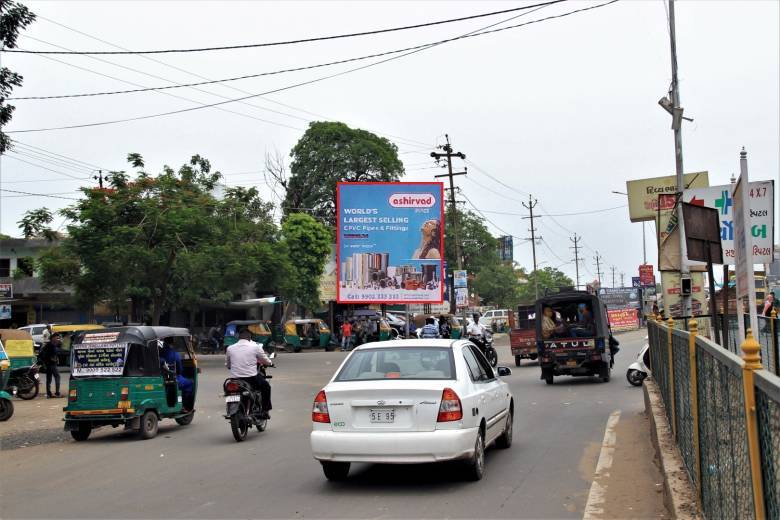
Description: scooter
xmin=626 ymin=337 xmax=650 ymax=387
xmin=223 ymin=353 xmax=275 ymax=442
xmin=7 ymin=362 xmax=40 ymax=400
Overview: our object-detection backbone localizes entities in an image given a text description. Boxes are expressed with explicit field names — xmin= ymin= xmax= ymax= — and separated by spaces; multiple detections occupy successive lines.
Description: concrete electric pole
xmin=570 ymin=234 xmax=582 ymax=290
xmin=610 ymin=266 xmax=617 ymax=288
xmin=522 ymin=196 xmax=540 ymax=299
xmin=594 ymin=252 xmax=603 ymax=287
xmin=432 ymin=135 xmax=466 ymax=314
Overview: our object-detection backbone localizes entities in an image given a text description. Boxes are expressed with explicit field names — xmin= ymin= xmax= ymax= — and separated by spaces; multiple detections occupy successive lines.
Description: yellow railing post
xmin=772 ymin=309 xmax=778 ymax=374
xmin=667 ymin=316 xmax=676 ymax=438
xmin=741 ymin=328 xmax=766 ymax=519
xmin=688 ymin=319 xmax=701 ymax=497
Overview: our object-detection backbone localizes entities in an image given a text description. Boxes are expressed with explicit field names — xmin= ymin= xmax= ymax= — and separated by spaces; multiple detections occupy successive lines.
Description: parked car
xmin=310 ymin=339 xmax=514 ymax=481
xmin=18 ymin=324 xmax=51 ymax=349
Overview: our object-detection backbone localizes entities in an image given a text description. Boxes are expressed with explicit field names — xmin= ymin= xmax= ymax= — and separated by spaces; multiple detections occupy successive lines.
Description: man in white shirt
xmin=226 ymin=329 xmax=273 ymax=417
xmin=467 ymin=314 xmax=487 ymax=339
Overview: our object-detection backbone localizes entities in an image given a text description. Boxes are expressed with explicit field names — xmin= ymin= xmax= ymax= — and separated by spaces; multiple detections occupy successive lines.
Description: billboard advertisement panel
xmin=607 ymin=308 xmax=639 ymax=331
xmin=337 ymin=182 xmax=444 ymax=304
xmin=626 ymin=172 xmax=709 ymax=222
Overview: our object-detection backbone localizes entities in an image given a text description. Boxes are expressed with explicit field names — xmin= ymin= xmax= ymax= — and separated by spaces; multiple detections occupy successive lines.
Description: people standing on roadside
xmin=340 ymin=320 xmax=353 ymax=351
xmin=763 ymin=293 xmax=775 ymax=317
xmin=39 ymin=332 xmax=63 ymax=398
xmin=41 ymin=324 xmax=52 ymax=345
xmin=438 ymin=315 xmax=451 ymax=338
xmin=208 ymin=322 xmax=223 ymax=353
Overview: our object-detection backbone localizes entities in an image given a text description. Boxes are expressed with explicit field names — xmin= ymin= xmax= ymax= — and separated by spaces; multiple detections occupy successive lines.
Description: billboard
xmin=682 ymin=181 xmax=774 ymax=265
xmin=454 ymin=270 xmax=468 ymax=288
xmin=498 ymin=235 xmax=513 ymax=263
xmin=626 ymin=172 xmax=709 ymax=222
xmin=318 ymin=246 xmax=337 ymax=302
xmin=638 ymin=264 xmax=655 ymax=287
xmin=598 ymin=287 xmax=641 ymax=310
xmin=607 ymin=308 xmax=639 ymax=331
xmin=0 ymin=283 xmax=11 ymax=299
xmin=337 ymin=182 xmax=444 ymax=304
xmin=661 ymin=271 xmax=706 ymax=318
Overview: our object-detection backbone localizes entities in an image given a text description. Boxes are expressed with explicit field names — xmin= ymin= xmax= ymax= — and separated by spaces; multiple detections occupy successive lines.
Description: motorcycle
xmin=470 ymin=330 xmax=498 ymax=368
xmin=7 ymin=363 xmax=40 ymax=400
xmin=626 ymin=337 xmax=650 ymax=387
xmin=224 ymin=353 xmax=275 ymax=442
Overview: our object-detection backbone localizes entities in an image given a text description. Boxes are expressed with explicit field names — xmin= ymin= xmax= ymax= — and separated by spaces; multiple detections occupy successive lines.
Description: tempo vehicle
xmin=535 ymin=290 xmax=613 ymax=385
xmin=63 ymin=326 xmax=198 ymax=441
xmin=310 ymin=339 xmax=514 ymax=481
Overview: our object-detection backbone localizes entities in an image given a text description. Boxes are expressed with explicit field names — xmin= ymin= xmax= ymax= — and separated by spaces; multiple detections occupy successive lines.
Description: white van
xmin=479 ymin=309 xmax=511 ymax=329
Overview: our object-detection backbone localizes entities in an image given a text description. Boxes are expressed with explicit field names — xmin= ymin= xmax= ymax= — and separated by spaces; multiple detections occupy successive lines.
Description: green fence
xmin=648 ymin=319 xmax=780 ymax=519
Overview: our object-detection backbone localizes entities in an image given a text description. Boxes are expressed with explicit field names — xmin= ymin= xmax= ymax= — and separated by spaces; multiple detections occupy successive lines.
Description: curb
xmin=643 ymin=378 xmax=703 ymax=520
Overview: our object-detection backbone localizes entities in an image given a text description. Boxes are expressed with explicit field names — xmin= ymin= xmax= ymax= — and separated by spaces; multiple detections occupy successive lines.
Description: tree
xmin=1 ymin=0 xmax=36 ymax=153
xmin=280 ymin=213 xmax=331 ymax=312
xmin=444 ymin=207 xmax=499 ymax=274
xmin=472 ymin=263 xmax=522 ymax=309
xmin=283 ymin=122 xmax=404 ymax=226
xmin=517 ymin=267 xmax=575 ymax=303
xmin=17 ymin=208 xmax=56 ymax=240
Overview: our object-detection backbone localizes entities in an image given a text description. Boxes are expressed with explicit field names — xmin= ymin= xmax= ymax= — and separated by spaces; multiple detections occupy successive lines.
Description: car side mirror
xmin=496 ymin=366 xmax=512 ymax=377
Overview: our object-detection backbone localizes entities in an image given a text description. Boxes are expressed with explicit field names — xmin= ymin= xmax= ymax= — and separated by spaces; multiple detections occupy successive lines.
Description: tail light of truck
xmin=312 ymin=390 xmax=330 ymax=423
xmin=437 ymin=388 xmax=463 ymax=422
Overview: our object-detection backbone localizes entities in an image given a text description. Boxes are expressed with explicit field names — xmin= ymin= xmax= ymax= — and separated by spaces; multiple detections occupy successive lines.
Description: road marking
xmin=583 ymin=410 xmax=621 ymax=519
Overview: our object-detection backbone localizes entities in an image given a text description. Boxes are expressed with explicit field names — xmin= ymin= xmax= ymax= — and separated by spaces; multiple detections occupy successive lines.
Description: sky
xmin=1 ymin=0 xmax=778 ymax=288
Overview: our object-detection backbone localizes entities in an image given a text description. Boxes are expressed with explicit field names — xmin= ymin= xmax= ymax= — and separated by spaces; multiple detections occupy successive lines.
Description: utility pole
xmin=620 ymin=272 xmax=625 ymax=288
xmin=594 ymin=252 xmax=603 ymax=287
xmin=570 ymin=234 xmax=582 ymax=290
xmin=432 ymin=135 xmax=466 ymax=314
xmin=610 ymin=266 xmax=617 ymax=288
xmin=667 ymin=0 xmax=691 ymax=317
xmin=522 ymin=196 xmax=540 ymax=299
xmin=93 ymin=170 xmax=111 ymax=189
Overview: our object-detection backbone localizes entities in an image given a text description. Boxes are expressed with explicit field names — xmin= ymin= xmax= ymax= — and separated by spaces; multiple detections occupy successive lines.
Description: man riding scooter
xmin=467 ymin=314 xmax=498 ymax=366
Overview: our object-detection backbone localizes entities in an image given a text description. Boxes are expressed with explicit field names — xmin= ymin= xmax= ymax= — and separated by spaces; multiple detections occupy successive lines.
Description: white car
xmin=310 ymin=339 xmax=514 ymax=481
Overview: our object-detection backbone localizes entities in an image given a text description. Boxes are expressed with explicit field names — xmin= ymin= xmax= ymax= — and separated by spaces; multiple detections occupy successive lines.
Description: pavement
xmin=1 ymin=330 xmax=667 ymax=519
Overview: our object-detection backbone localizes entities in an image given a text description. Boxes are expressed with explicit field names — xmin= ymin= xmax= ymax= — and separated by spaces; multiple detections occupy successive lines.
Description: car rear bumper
xmin=311 ymin=427 xmax=479 ymax=464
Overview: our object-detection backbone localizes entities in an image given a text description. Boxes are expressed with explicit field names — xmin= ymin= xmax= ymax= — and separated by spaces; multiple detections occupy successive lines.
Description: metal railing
xmin=648 ymin=317 xmax=780 ymax=519
xmin=712 ymin=313 xmax=779 ymax=375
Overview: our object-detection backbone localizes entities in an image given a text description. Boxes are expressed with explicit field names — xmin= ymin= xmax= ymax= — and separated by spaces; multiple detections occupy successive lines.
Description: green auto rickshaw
xmin=0 ymin=341 xmax=13 ymax=421
xmin=63 ymin=326 xmax=198 ymax=441
xmin=223 ymin=320 xmax=273 ymax=350
xmin=0 ymin=329 xmax=39 ymax=400
xmin=283 ymin=319 xmax=333 ymax=352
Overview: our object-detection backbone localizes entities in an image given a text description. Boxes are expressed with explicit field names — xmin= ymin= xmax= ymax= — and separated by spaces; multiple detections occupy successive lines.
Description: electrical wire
xmin=11 ymin=140 xmax=110 ymax=170
xmin=3 ymin=154 xmax=92 ymax=180
xmin=4 ymin=2 xmax=566 ymax=55
xmin=7 ymin=0 xmax=620 ymax=134
xmin=8 ymin=149 xmax=97 ymax=175
xmin=458 ymin=204 xmax=627 ymax=217
xmin=0 ymin=188 xmax=81 ymax=201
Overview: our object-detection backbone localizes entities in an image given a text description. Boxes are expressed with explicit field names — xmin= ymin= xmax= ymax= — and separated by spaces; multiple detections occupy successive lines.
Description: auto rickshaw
xmin=411 ymin=314 xmax=462 ymax=339
xmin=0 ymin=341 xmax=13 ymax=421
xmin=63 ymin=326 xmax=198 ymax=441
xmin=283 ymin=319 xmax=333 ymax=352
xmin=0 ymin=329 xmax=39 ymax=399
xmin=223 ymin=320 xmax=273 ymax=349
xmin=52 ymin=324 xmax=106 ymax=366
xmin=535 ymin=290 xmax=613 ymax=385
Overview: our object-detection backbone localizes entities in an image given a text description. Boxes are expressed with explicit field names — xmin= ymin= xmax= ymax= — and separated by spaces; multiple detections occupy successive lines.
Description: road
xmin=1 ymin=330 xmax=656 ymax=519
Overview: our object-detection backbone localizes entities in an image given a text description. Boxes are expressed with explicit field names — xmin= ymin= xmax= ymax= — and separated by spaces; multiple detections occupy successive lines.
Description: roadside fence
xmin=648 ymin=316 xmax=780 ymax=519
xmin=715 ymin=312 xmax=780 ymax=375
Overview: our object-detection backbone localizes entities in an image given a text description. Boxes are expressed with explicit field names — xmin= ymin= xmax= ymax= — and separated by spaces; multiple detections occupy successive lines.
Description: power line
xmin=462 ymin=204 xmax=627 ymax=217
xmin=7 ymin=0 xmax=621 ymax=134
xmin=11 ymin=140 xmax=110 ymax=170
xmin=3 ymin=154 xmax=92 ymax=180
xmin=8 ymin=149 xmax=97 ymax=175
xmin=5 ymin=2 xmax=566 ymax=55
xmin=0 ymin=188 xmax=81 ymax=201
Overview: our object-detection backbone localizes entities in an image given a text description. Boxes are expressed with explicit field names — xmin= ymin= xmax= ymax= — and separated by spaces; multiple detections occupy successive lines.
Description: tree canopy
xmin=282 ymin=121 xmax=404 ymax=226
xmin=1 ymin=0 xmax=36 ymax=153
xmin=517 ymin=267 xmax=575 ymax=303
xmin=444 ymin=207 xmax=500 ymax=274
xmin=472 ymin=263 xmax=522 ymax=309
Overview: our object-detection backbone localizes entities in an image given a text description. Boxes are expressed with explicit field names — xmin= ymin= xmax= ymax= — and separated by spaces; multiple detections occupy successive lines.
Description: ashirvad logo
xmin=389 ymin=193 xmax=435 ymax=208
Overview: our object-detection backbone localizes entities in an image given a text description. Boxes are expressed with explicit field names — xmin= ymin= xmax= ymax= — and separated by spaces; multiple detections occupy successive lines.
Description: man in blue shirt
xmin=419 ymin=317 xmax=441 ymax=339
xmin=160 ymin=337 xmax=193 ymax=405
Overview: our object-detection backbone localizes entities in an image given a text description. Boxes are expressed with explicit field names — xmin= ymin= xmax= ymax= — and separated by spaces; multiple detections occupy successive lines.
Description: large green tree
xmin=1 ymin=0 xmax=36 ymax=153
xmin=472 ymin=263 xmax=522 ymax=309
xmin=280 ymin=213 xmax=331 ymax=312
xmin=517 ymin=267 xmax=575 ymax=303
xmin=444 ymin=207 xmax=499 ymax=274
xmin=282 ymin=121 xmax=404 ymax=226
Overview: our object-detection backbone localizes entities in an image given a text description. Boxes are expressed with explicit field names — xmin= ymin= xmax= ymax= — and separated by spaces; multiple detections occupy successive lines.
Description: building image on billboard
xmin=337 ymin=182 xmax=444 ymax=304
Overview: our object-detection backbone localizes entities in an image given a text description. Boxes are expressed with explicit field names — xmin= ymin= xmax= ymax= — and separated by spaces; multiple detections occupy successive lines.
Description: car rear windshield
xmin=335 ymin=347 xmax=455 ymax=381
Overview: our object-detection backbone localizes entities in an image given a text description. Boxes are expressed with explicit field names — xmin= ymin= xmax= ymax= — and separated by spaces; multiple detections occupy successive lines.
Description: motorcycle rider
xmin=419 ymin=317 xmax=441 ymax=338
xmin=225 ymin=329 xmax=273 ymax=418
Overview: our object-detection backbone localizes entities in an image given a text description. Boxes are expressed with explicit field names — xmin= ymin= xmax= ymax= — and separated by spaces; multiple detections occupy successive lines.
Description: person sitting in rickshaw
xmin=159 ymin=337 xmax=194 ymax=404
xmin=569 ymin=304 xmax=596 ymax=338
xmin=541 ymin=306 xmax=567 ymax=339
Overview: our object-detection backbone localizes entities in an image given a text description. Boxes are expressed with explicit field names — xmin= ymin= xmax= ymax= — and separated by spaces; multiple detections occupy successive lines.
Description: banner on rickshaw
xmin=607 ymin=308 xmax=639 ymax=331
xmin=336 ymin=182 xmax=445 ymax=304
xmin=71 ymin=342 xmax=128 ymax=377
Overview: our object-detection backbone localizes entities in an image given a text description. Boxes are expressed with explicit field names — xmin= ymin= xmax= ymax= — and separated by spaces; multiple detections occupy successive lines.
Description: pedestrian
xmin=340 ymin=320 xmax=353 ymax=351
xmin=438 ymin=315 xmax=451 ymax=338
xmin=763 ymin=293 xmax=775 ymax=317
xmin=39 ymin=332 xmax=64 ymax=398
xmin=41 ymin=324 xmax=52 ymax=345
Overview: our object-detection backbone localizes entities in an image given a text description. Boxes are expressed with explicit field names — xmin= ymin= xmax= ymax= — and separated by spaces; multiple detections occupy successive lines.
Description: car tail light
xmin=225 ymin=381 xmax=240 ymax=393
xmin=69 ymin=389 xmax=78 ymax=402
xmin=437 ymin=387 xmax=463 ymax=422
xmin=120 ymin=387 xmax=129 ymax=400
xmin=312 ymin=390 xmax=330 ymax=423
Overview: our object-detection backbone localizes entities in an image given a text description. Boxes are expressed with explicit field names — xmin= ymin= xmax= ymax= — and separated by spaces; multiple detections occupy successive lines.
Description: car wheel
xmin=495 ymin=411 xmax=513 ymax=449
xmin=0 ymin=399 xmax=14 ymax=421
xmin=514 ymin=355 xmax=522 ymax=367
xmin=138 ymin=411 xmax=159 ymax=440
xmin=464 ymin=431 xmax=485 ymax=481
xmin=70 ymin=423 xmax=92 ymax=441
xmin=321 ymin=461 xmax=350 ymax=481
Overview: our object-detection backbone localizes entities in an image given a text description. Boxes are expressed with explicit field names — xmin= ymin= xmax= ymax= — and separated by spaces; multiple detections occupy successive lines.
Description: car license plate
xmin=225 ymin=395 xmax=241 ymax=403
xmin=566 ymin=360 xmax=578 ymax=367
xmin=369 ymin=408 xmax=395 ymax=423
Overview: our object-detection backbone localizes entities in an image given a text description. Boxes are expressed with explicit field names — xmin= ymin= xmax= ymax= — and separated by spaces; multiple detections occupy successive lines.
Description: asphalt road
xmin=1 ymin=330 xmax=649 ymax=519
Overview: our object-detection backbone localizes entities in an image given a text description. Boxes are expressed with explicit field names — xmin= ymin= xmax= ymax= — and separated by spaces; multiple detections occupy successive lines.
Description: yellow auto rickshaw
xmin=52 ymin=324 xmax=105 ymax=366
xmin=0 ymin=329 xmax=40 ymax=400
xmin=283 ymin=319 xmax=333 ymax=352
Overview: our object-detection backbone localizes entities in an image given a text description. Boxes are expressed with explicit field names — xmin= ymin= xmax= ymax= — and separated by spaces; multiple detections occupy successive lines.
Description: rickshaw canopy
xmin=0 ymin=329 xmax=35 ymax=358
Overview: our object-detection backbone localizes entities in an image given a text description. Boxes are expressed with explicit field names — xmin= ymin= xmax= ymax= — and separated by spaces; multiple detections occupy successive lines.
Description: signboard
xmin=733 ymin=158 xmax=758 ymax=343
xmin=498 ymin=235 xmax=513 ymax=263
xmin=71 ymin=342 xmax=128 ymax=377
xmin=455 ymin=287 xmax=468 ymax=308
xmin=632 ymin=277 xmax=641 ymax=288
xmin=0 ymin=283 xmax=12 ymax=299
xmin=682 ymin=181 xmax=774 ymax=264
xmin=337 ymin=182 xmax=444 ymax=304
xmin=626 ymin=172 xmax=709 ymax=222
xmin=607 ymin=308 xmax=639 ymax=331
xmin=0 ymin=304 xmax=10 ymax=320
xmin=454 ymin=270 xmax=468 ymax=288
xmin=598 ymin=287 xmax=641 ymax=310
xmin=639 ymin=265 xmax=655 ymax=287
xmin=318 ymin=246 xmax=337 ymax=302
xmin=661 ymin=271 xmax=706 ymax=317
xmin=682 ymin=202 xmax=724 ymax=264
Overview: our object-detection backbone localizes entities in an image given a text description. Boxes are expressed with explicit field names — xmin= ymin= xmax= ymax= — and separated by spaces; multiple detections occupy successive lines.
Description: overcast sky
xmin=1 ymin=0 xmax=778 ymax=287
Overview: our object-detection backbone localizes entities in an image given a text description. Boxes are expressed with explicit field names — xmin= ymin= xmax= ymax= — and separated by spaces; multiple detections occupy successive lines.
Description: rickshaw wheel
xmin=70 ymin=423 xmax=91 ymax=441
xmin=175 ymin=411 xmax=195 ymax=426
xmin=138 ymin=411 xmax=159 ymax=439
xmin=293 ymin=345 xmax=303 ymax=353
xmin=0 ymin=399 xmax=14 ymax=421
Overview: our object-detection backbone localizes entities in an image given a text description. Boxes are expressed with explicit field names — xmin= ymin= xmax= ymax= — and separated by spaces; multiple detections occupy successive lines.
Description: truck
xmin=509 ymin=305 xmax=537 ymax=366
